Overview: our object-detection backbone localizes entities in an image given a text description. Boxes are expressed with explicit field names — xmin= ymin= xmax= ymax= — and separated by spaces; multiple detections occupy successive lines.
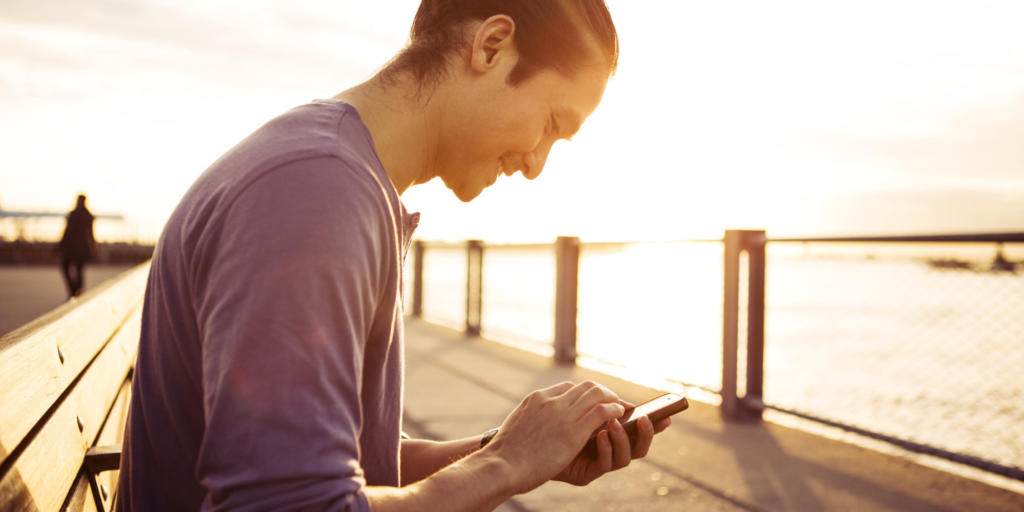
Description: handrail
xmin=418 ymin=239 xmax=726 ymax=251
xmin=479 ymin=243 xmax=553 ymax=251
xmin=581 ymin=239 xmax=723 ymax=249
xmin=419 ymin=233 xmax=1024 ymax=250
xmin=768 ymin=232 xmax=1024 ymax=243
xmin=420 ymin=242 xmax=553 ymax=251
xmin=419 ymin=241 xmax=471 ymax=250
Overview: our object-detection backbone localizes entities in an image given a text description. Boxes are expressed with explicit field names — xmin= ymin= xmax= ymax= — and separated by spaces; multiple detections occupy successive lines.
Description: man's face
xmin=434 ymin=59 xmax=609 ymax=202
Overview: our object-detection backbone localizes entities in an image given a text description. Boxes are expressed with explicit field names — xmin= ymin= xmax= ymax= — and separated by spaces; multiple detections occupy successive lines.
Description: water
xmin=409 ymin=242 xmax=1024 ymax=471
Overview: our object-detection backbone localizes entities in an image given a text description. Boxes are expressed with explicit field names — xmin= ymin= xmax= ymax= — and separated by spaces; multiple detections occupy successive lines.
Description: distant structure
xmin=0 ymin=198 xmax=124 ymax=241
xmin=992 ymin=243 xmax=1018 ymax=272
xmin=925 ymin=242 xmax=1020 ymax=274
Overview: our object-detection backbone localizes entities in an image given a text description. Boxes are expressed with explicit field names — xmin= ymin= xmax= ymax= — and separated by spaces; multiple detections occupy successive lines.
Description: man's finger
xmin=595 ymin=429 xmax=613 ymax=474
xmin=609 ymin=418 xmax=632 ymax=469
xmin=653 ymin=416 xmax=672 ymax=434
xmin=559 ymin=380 xmax=612 ymax=407
xmin=580 ymin=402 xmax=626 ymax=430
xmin=570 ymin=385 xmax=620 ymax=418
xmin=631 ymin=415 xmax=655 ymax=459
xmin=538 ymin=381 xmax=575 ymax=398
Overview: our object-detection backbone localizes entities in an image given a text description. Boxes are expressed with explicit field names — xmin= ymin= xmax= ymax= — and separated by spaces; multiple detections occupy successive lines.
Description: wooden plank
xmin=0 ymin=263 xmax=148 ymax=463
xmin=0 ymin=308 xmax=141 ymax=511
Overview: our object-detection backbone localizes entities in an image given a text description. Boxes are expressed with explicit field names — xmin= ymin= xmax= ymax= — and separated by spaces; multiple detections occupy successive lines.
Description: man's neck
xmin=334 ymin=75 xmax=443 ymax=195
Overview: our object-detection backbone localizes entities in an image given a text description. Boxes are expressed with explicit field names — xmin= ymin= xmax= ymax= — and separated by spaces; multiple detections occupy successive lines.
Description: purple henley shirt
xmin=117 ymin=100 xmax=418 ymax=511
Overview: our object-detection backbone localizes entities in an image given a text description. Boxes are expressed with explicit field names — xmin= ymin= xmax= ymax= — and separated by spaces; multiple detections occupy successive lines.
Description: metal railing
xmin=406 ymin=231 xmax=1024 ymax=480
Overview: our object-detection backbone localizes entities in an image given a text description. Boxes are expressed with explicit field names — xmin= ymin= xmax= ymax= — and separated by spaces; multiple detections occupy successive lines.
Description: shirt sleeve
xmin=192 ymin=156 xmax=389 ymax=511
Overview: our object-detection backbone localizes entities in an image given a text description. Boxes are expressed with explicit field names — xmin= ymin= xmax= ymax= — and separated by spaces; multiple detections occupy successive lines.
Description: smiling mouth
xmin=484 ymin=163 xmax=499 ymax=186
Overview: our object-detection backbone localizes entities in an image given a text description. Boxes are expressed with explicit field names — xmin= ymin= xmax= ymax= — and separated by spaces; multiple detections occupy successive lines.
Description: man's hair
xmin=384 ymin=0 xmax=618 ymax=87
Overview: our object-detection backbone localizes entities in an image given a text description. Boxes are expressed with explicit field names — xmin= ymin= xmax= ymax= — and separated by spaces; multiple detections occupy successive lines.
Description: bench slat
xmin=0 ymin=263 xmax=148 ymax=461
xmin=0 ymin=308 xmax=141 ymax=511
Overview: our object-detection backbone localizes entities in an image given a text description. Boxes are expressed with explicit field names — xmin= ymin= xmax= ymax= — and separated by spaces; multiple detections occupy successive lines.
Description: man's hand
xmin=483 ymin=381 xmax=670 ymax=493
xmin=553 ymin=406 xmax=672 ymax=486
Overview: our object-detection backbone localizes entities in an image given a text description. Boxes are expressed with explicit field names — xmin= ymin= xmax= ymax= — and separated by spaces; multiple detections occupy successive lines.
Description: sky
xmin=1 ymin=0 xmax=1023 ymax=243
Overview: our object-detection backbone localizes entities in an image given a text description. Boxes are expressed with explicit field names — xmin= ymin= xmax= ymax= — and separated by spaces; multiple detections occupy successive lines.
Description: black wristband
xmin=480 ymin=427 xmax=499 ymax=448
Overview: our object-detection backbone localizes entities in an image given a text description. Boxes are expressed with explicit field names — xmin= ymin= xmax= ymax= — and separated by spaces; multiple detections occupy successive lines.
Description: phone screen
xmin=618 ymin=393 xmax=686 ymax=425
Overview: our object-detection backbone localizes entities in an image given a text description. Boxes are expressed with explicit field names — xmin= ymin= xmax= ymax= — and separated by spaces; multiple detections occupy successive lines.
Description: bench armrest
xmin=85 ymin=444 xmax=122 ymax=474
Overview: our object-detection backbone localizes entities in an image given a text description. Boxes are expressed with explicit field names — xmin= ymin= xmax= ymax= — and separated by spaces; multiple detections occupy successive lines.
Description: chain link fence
xmin=762 ymin=241 xmax=1024 ymax=473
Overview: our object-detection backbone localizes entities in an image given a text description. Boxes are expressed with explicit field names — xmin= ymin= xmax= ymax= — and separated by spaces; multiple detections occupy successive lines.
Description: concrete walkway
xmin=402 ymin=318 xmax=1024 ymax=511
xmin=0 ymin=264 xmax=137 ymax=336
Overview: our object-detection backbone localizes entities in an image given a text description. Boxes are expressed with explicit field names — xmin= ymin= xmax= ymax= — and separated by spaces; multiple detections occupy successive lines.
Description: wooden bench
xmin=1 ymin=263 xmax=149 ymax=511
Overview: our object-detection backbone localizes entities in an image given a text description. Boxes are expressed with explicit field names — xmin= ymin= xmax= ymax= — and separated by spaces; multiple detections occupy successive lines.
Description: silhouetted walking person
xmin=58 ymin=194 xmax=95 ymax=298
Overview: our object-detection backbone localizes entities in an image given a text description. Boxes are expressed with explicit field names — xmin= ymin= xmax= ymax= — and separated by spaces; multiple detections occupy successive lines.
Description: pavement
xmin=401 ymin=318 xmax=1024 ymax=512
xmin=0 ymin=264 xmax=137 ymax=336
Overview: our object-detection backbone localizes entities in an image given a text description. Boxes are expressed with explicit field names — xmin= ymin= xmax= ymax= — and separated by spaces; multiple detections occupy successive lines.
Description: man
xmin=118 ymin=1 xmax=671 ymax=510
xmin=57 ymin=194 xmax=95 ymax=298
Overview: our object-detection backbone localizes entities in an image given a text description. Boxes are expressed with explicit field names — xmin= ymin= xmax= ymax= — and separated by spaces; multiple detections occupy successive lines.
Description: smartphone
xmin=581 ymin=393 xmax=688 ymax=458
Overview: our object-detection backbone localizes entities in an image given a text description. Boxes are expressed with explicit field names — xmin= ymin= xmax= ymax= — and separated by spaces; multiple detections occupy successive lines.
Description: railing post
xmin=744 ymin=230 xmax=766 ymax=419
xmin=722 ymin=229 xmax=767 ymax=421
xmin=721 ymin=230 xmax=742 ymax=419
xmin=411 ymin=240 xmax=424 ymax=318
xmin=465 ymin=240 xmax=483 ymax=336
xmin=554 ymin=236 xmax=580 ymax=365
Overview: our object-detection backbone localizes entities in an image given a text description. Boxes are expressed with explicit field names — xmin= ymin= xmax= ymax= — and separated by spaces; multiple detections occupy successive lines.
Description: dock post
xmin=744 ymin=230 xmax=766 ymax=419
xmin=554 ymin=236 xmax=580 ymax=365
xmin=722 ymin=230 xmax=742 ymax=419
xmin=465 ymin=240 xmax=483 ymax=336
xmin=412 ymin=240 xmax=424 ymax=318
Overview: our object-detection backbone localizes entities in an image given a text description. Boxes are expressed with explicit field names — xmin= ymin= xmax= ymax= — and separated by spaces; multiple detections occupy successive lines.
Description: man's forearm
xmin=367 ymin=449 xmax=517 ymax=512
xmin=400 ymin=436 xmax=483 ymax=485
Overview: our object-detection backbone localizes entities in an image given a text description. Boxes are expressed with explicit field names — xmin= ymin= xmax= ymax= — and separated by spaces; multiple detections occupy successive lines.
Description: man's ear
xmin=469 ymin=14 xmax=517 ymax=73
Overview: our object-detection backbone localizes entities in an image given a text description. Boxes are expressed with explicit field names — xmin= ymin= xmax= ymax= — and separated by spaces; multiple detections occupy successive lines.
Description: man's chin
xmin=438 ymin=173 xmax=486 ymax=202
xmin=450 ymin=184 xmax=484 ymax=203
